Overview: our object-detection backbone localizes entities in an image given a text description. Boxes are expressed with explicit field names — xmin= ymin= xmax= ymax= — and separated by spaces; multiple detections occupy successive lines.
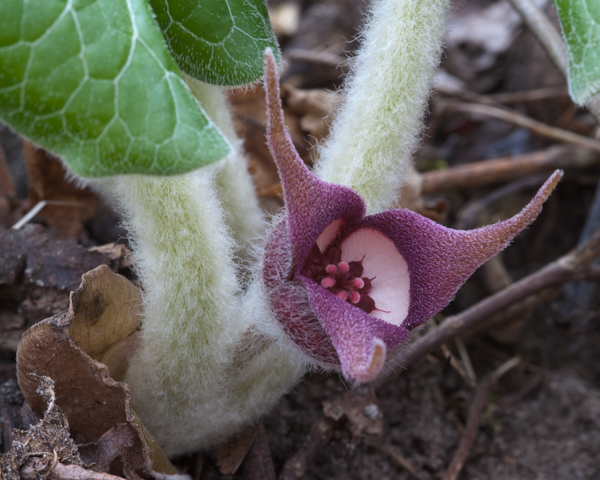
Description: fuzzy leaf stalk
xmin=108 ymin=0 xmax=558 ymax=458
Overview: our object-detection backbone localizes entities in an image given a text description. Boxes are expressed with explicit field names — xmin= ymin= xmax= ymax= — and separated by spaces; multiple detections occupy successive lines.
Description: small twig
xmin=421 ymin=145 xmax=600 ymax=195
xmin=278 ymin=419 xmax=335 ymax=480
xmin=455 ymin=338 xmax=477 ymax=384
xmin=284 ymin=49 xmax=351 ymax=69
xmin=560 ymin=175 xmax=600 ymax=325
xmin=442 ymin=357 xmax=521 ymax=480
xmin=373 ymin=227 xmax=600 ymax=388
xmin=20 ymin=461 xmax=124 ymax=480
xmin=488 ymin=87 xmax=570 ymax=104
xmin=447 ymin=102 xmax=600 ymax=154
xmin=440 ymin=344 xmax=477 ymax=388
xmin=241 ymin=422 xmax=276 ymax=480
xmin=11 ymin=200 xmax=89 ymax=230
xmin=372 ymin=444 xmax=421 ymax=479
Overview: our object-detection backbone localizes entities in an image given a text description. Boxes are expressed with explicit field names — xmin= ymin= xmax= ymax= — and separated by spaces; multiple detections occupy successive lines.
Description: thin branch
xmin=421 ymin=145 xmax=600 ymax=195
xmin=488 ymin=87 xmax=570 ymax=104
xmin=448 ymin=102 xmax=600 ymax=154
xmin=20 ymin=461 xmax=124 ymax=480
xmin=284 ymin=49 xmax=351 ymax=69
xmin=373 ymin=227 xmax=600 ymax=388
xmin=371 ymin=444 xmax=421 ymax=479
xmin=241 ymin=423 xmax=276 ymax=480
xmin=278 ymin=419 xmax=335 ymax=480
xmin=442 ymin=357 xmax=521 ymax=480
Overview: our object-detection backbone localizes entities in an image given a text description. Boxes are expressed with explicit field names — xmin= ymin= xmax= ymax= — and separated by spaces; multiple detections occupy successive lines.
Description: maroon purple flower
xmin=261 ymin=51 xmax=562 ymax=384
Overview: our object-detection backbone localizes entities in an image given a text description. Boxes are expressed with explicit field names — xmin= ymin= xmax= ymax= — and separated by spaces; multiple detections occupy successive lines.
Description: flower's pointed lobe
xmin=300 ymin=277 xmax=409 ymax=383
xmin=357 ymin=170 xmax=563 ymax=331
xmin=263 ymin=50 xmax=365 ymax=271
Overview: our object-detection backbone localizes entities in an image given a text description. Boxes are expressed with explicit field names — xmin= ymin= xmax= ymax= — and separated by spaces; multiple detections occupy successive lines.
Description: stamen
xmin=301 ymin=244 xmax=387 ymax=315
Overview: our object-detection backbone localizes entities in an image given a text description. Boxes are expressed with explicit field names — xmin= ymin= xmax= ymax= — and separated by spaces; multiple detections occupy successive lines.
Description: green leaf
xmin=554 ymin=0 xmax=600 ymax=104
xmin=149 ymin=0 xmax=279 ymax=86
xmin=0 ymin=0 xmax=232 ymax=178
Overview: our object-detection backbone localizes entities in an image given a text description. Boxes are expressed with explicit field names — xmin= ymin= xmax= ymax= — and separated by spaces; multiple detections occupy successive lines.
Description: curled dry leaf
xmin=16 ymin=265 xmax=178 ymax=479
xmin=214 ymin=423 xmax=258 ymax=475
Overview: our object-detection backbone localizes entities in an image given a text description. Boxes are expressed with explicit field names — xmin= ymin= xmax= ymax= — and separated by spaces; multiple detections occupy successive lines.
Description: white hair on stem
xmin=111 ymin=171 xmax=307 ymax=456
xmin=316 ymin=0 xmax=451 ymax=214
xmin=184 ymin=75 xmax=265 ymax=255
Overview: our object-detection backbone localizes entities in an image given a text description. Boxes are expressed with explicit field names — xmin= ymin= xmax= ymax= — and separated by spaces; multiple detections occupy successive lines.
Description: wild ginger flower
xmin=261 ymin=50 xmax=562 ymax=384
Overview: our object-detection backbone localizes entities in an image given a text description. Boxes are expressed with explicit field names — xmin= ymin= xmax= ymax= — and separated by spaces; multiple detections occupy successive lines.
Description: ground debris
xmin=0 ymin=226 xmax=120 ymax=352
xmin=0 ymin=376 xmax=84 ymax=480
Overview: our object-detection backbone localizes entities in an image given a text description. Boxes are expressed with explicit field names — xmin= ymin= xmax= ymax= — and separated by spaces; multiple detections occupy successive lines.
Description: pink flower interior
xmin=339 ymin=228 xmax=410 ymax=326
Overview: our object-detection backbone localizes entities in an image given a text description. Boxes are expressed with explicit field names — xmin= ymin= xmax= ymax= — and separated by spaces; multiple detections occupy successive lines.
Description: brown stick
xmin=442 ymin=357 xmax=521 ymax=480
xmin=442 ymin=374 xmax=495 ymax=480
xmin=284 ymin=49 xmax=351 ymax=69
xmin=372 ymin=227 xmax=600 ymax=389
xmin=242 ymin=423 xmax=276 ymax=480
xmin=20 ymin=461 xmax=123 ymax=480
xmin=489 ymin=87 xmax=570 ymax=104
xmin=421 ymin=145 xmax=600 ymax=195
xmin=278 ymin=419 xmax=335 ymax=480
xmin=448 ymin=103 xmax=600 ymax=154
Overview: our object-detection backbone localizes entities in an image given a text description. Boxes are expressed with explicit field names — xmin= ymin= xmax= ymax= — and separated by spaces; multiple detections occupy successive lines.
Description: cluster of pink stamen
xmin=301 ymin=244 xmax=385 ymax=314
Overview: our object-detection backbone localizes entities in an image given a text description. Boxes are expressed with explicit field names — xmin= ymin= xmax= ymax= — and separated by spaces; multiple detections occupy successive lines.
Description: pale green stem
xmin=102 ymin=170 xmax=306 ymax=456
xmin=316 ymin=0 xmax=451 ymax=213
xmin=184 ymin=75 xmax=265 ymax=254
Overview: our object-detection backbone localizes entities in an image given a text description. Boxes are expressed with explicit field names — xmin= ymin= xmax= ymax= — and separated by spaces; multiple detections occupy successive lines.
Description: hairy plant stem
xmin=184 ymin=75 xmax=265 ymax=256
xmin=102 ymin=171 xmax=305 ymax=457
xmin=316 ymin=0 xmax=451 ymax=213
xmin=97 ymin=80 xmax=306 ymax=456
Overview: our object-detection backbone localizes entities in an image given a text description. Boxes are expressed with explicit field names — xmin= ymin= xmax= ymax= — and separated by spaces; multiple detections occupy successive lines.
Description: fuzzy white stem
xmin=101 ymin=170 xmax=305 ymax=456
xmin=184 ymin=76 xmax=265 ymax=252
xmin=316 ymin=0 xmax=451 ymax=213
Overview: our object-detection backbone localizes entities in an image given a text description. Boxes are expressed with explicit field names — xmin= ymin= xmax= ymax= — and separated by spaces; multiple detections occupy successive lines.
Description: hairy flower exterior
xmin=261 ymin=51 xmax=562 ymax=384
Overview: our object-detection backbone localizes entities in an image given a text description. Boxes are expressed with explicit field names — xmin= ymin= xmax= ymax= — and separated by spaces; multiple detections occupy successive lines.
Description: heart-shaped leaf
xmin=554 ymin=0 xmax=600 ymax=103
xmin=149 ymin=0 xmax=280 ymax=86
xmin=0 ymin=0 xmax=232 ymax=178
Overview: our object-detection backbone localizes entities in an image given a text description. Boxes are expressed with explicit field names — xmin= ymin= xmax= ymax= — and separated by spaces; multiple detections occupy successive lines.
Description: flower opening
xmin=261 ymin=49 xmax=562 ymax=384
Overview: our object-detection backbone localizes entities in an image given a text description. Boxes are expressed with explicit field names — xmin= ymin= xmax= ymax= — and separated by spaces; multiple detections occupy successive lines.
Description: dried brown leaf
xmin=16 ymin=266 xmax=176 ymax=478
xmin=214 ymin=424 xmax=258 ymax=475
